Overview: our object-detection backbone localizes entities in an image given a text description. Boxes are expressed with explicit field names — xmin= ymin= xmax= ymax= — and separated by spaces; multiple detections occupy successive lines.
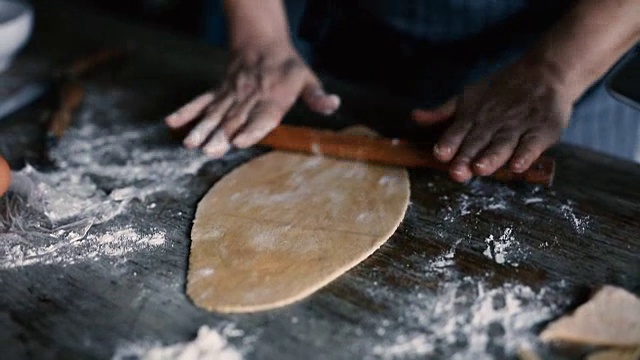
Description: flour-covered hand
xmin=165 ymin=42 xmax=340 ymax=157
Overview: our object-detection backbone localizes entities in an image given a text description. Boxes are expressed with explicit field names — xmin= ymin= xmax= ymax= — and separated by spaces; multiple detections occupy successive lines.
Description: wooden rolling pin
xmin=259 ymin=125 xmax=555 ymax=187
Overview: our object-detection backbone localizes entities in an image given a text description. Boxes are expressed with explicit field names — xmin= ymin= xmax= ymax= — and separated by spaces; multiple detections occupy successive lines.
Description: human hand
xmin=412 ymin=59 xmax=573 ymax=183
xmin=165 ymin=42 xmax=340 ymax=157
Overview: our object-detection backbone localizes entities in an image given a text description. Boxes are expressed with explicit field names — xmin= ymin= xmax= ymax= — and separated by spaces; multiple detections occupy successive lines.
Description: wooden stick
xmin=47 ymin=47 xmax=127 ymax=142
xmin=259 ymin=125 xmax=555 ymax=187
xmin=46 ymin=81 xmax=85 ymax=140
xmin=66 ymin=47 xmax=128 ymax=79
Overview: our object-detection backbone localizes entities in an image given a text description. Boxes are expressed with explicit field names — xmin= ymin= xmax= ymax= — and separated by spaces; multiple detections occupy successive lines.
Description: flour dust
xmin=367 ymin=278 xmax=562 ymax=360
xmin=358 ymin=178 xmax=584 ymax=358
xmin=113 ymin=324 xmax=254 ymax=360
xmin=0 ymin=87 xmax=250 ymax=269
xmin=361 ymin=239 xmax=567 ymax=359
xmin=434 ymin=178 xmax=590 ymax=267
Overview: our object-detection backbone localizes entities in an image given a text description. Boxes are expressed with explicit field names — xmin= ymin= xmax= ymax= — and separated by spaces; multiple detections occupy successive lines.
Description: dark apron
xmin=298 ymin=0 xmax=572 ymax=106
xmin=298 ymin=0 xmax=640 ymax=161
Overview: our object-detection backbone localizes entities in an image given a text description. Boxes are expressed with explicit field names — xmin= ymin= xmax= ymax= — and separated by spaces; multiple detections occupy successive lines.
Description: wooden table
xmin=1 ymin=1 xmax=639 ymax=359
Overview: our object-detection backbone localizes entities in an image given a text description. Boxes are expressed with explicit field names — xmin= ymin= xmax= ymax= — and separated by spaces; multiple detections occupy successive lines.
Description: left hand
xmin=412 ymin=59 xmax=573 ymax=183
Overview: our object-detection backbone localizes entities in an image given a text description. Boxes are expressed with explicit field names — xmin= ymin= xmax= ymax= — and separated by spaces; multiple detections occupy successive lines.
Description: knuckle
xmin=441 ymin=129 xmax=467 ymax=144
xmin=465 ymin=131 xmax=493 ymax=146
xmin=520 ymin=131 xmax=543 ymax=144
xmin=492 ymin=130 xmax=520 ymax=145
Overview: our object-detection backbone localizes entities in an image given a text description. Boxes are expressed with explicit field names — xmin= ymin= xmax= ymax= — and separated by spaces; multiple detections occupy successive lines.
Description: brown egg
xmin=0 ymin=156 xmax=11 ymax=197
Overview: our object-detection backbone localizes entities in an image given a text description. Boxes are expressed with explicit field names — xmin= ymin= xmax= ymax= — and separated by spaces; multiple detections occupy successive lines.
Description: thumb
xmin=301 ymin=77 xmax=341 ymax=115
xmin=412 ymin=97 xmax=457 ymax=125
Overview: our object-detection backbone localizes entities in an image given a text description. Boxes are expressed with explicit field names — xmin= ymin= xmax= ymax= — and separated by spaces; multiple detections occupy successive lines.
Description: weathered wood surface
xmin=0 ymin=1 xmax=639 ymax=359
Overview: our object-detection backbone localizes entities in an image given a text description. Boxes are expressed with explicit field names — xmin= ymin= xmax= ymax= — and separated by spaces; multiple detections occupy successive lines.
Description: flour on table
xmin=366 ymin=262 xmax=565 ymax=360
xmin=368 ymin=278 xmax=562 ymax=360
xmin=438 ymin=180 xmax=517 ymax=220
xmin=437 ymin=179 xmax=590 ymax=235
xmin=427 ymin=239 xmax=462 ymax=271
xmin=560 ymin=203 xmax=590 ymax=234
xmin=483 ymin=227 xmax=528 ymax=267
xmin=431 ymin=178 xmax=590 ymax=270
xmin=0 ymin=86 xmax=247 ymax=269
xmin=0 ymin=222 xmax=166 ymax=269
xmin=113 ymin=325 xmax=250 ymax=360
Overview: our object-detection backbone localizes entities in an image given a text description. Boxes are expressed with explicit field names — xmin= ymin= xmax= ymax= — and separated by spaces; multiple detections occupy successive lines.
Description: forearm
xmin=223 ymin=0 xmax=293 ymax=51
xmin=524 ymin=0 xmax=640 ymax=103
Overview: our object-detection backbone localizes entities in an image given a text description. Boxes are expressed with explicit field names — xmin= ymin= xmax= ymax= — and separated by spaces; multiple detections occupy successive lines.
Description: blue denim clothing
xmin=567 ymin=72 xmax=640 ymax=161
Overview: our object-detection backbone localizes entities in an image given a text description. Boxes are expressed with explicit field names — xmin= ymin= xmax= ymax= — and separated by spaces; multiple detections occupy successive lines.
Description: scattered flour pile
xmin=483 ymin=227 xmax=529 ymax=267
xmin=113 ymin=325 xmax=247 ymax=360
xmin=369 ymin=279 xmax=559 ymax=359
xmin=1 ymin=224 xmax=165 ymax=269
xmin=365 ymin=240 xmax=566 ymax=359
xmin=363 ymin=178 xmax=582 ymax=358
xmin=0 ymin=87 xmax=233 ymax=269
xmin=434 ymin=178 xmax=590 ymax=267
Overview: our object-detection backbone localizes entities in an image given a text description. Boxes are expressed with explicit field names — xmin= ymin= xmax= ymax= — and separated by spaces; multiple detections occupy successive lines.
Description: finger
xmin=301 ymin=81 xmax=341 ymax=115
xmin=510 ymin=129 xmax=559 ymax=173
xmin=448 ymin=128 xmax=495 ymax=183
xmin=412 ymin=97 xmax=457 ymax=125
xmin=433 ymin=115 xmax=474 ymax=163
xmin=472 ymin=130 xmax=521 ymax=176
xmin=219 ymin=94 xmax=260 ymax=139
xmin=201 ymin=130 xmax=231 ymax=158
xmin=165 ymin=92 xmax=215 ymax=128
xmin=183 ymin=95 xmax=235 ymax=149
xmin=232 ymin=101 xmax=285 ymax=148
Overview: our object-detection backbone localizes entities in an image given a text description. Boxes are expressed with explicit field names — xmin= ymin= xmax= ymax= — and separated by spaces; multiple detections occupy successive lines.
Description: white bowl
xmin=0 ymin=1 xmax=32 ymax=73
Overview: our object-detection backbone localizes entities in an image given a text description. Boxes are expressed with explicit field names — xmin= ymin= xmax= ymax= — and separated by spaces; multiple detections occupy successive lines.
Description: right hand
xmin=165 ymin=41 xmax=341 ymax=157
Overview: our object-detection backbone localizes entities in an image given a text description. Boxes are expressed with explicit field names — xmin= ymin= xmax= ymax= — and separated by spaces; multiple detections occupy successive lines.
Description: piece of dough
xmin=540 ymin=286 xmax=640 ymax=347
xmin=586 ymin=347 xmax=640 ymax=360
xmin=187 ymin=128 xmax=410 ymax=313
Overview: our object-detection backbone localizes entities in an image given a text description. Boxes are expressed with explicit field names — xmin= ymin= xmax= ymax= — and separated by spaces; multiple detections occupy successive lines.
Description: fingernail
xmin=322 ymin=106 xmax=338 ymax=116
xmin=185 ymin=132 xmax=205 ymax=148
xmin=512 ymin=165 xmax=525 ymax=173
xmin=232 ymin=133 xmax=253 ymax=149
xmin=203 ymin=132 xmax=230 ymax=158
xmin=183 ymin=136 xmax=199 ymax=149
xmin=183 ymin=141 xmax=195 ymax=149
xmin=165 ymin=113 xmax=177 ymax=124
xmin=434 ymin=144 xmax=450 ymax=156
xmin=474 ymin=161 xmax=486 ymax=169
xmin=323 ymin=97 xmax=341 ymax=115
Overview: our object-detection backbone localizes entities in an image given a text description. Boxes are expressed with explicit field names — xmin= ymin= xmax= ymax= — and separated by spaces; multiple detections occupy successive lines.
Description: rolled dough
xmin=586 ymin=347 xmax=640 ymax=360
xmin=540 ymin=285 xmax=640 ymax=347
xmin=187 ymin=128 xmax=410 ymax=313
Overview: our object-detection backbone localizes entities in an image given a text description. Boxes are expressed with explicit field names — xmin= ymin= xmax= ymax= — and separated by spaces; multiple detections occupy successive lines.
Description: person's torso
xmin=355 ymin=0 xmax=574 ymax=43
